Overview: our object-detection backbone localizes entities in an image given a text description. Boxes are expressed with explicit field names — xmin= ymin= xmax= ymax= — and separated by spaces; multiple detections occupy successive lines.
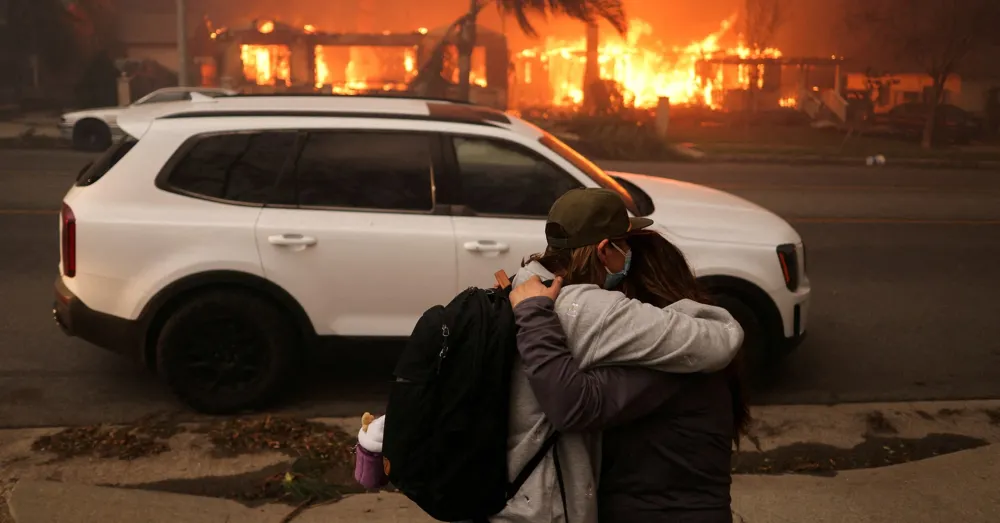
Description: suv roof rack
xmin=229 ymin=92 xmax=477 ymax=105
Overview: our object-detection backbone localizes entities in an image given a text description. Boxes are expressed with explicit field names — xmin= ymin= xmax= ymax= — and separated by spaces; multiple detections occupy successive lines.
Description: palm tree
xmin=454 ymin=0 xmax=628 ymax=102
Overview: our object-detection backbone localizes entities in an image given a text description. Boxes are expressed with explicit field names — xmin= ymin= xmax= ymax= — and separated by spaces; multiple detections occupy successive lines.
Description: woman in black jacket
xmin=509 ymin=230 xmax=751 ymax=523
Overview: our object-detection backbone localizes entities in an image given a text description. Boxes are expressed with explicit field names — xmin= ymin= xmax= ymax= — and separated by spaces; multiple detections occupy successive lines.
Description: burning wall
xmin=208 ymin=20 xmax=497 ymax=97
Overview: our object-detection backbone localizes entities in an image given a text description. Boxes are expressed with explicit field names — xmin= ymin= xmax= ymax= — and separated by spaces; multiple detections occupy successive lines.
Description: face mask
xmin=603 ymin=242 xmax=632 ymax=290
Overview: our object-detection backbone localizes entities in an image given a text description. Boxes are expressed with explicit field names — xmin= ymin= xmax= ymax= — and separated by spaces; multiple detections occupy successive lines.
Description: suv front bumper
xmin=53 ymin=277 xmax=142 ymax=358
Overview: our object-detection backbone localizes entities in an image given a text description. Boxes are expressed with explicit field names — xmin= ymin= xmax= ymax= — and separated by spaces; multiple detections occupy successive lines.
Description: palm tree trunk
xmin=583 ymin=22 xmax=600 ymax=112
xmin=921 ymin=76 xmax=945 ymax=150
xmin=456 ymin=0 xmax=479 ymax=102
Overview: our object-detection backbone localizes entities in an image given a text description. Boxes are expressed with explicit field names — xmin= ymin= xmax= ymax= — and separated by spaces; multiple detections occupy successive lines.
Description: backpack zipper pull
xmin=436 ymin=324 xmax=450 ymax=374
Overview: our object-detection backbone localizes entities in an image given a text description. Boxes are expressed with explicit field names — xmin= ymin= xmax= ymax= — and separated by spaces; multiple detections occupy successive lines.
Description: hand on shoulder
xmin=510 ymin=276 xmax=563 ymax=308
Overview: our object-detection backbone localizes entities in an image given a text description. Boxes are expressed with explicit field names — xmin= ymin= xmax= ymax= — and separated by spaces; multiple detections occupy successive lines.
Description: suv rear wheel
xmin=155 ymin=290 xmax=297 ymax=414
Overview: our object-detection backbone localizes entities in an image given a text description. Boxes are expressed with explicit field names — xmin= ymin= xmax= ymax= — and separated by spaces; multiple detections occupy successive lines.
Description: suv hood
xmin=613 ymin=171 xmax=801 ymax=246
xmin=63 ymin=107 xmax=125 ymax=121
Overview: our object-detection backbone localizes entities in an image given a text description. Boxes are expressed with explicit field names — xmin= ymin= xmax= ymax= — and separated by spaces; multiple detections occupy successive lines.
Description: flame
xmin=514 ymin=16 xmax=787 ymax=109
xmin=240 ymin=43 xmax=291 ymax=86
xmin=779 ymin=96 xmax=797 ymax=108
xmin=258 ymin=20 xmax=275 ymax=34
xmin=315 ymin=46 xmax=330 ymax=88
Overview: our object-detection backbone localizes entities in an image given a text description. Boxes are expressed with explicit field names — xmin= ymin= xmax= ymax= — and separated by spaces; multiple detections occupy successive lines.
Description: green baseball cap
xmin=545 ymin=188 xmax=654 ymax=249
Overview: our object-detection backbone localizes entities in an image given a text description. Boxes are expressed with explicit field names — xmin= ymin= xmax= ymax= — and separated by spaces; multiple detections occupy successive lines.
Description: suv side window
xmin=165 ymin=131 xmax=297 ymax=204
xmin=453 ymin=136 xmax=583 ymax=217
xmin=294 ymin=131 xmax=435 ymax=211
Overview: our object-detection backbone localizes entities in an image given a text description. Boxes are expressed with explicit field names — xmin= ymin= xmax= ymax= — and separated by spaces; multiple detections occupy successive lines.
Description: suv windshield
xmin=537 ymin=131 xmax=643 ymax=216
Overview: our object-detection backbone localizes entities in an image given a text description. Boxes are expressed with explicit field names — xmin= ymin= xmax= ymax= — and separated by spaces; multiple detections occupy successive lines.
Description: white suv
xmin=54 ymin=95 xmax=810 ymax=414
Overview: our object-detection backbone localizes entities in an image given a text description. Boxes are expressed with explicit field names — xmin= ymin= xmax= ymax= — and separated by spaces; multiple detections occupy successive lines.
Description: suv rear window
xmin=75 ymin=138 xmax=138 ymax=187
xmin=163 ymin=131 xmax=298 ymax=204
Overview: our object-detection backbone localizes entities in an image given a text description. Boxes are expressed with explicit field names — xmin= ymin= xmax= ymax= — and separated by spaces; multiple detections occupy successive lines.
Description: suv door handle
xmin=268 ymin=234 xmax=317 ymax=247
xmin=463 ymin=240 xmax=509 ymax=253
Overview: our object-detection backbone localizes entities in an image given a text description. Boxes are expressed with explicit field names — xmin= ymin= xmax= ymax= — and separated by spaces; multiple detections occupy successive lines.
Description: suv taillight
xmin=61 ymin=203 xmax=76 ymax=278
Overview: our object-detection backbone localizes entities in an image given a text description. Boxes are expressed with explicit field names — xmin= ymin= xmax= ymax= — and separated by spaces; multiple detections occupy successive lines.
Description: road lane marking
xmin=709 ymin=183 xmax=1000 ymax=193
xmin=788 ymin=217 xmax=1000 ymax=225
xmin=0 ymin=209 xmax=58 ymax=215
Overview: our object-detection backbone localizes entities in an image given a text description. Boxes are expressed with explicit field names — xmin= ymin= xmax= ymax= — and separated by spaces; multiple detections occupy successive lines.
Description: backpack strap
xmin=552 ymin=440 xmax=570 ymax=523
xmin=506 ymin=431 xmax=560 ymax=500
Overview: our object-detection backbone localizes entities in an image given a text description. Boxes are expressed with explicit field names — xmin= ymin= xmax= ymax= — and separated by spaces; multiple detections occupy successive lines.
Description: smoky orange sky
xmin=194 ymin=0 xmax=847 ymax=56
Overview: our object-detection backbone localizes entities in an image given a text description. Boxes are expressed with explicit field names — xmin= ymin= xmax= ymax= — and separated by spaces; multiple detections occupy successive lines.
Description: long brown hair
xmin=522 ymin=244 xmax=608 ymax=287
xmin=619 ymin=231 xmax=752 ymax=448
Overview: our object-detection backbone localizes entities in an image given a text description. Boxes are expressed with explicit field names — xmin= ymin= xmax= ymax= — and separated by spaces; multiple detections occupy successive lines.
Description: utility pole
xmin=176 ymin=0 xmax=189 ymax=86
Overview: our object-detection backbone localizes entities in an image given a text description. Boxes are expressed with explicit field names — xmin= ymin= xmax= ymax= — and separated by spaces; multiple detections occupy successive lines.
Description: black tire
xmin=711 ymin=294 xmax=772 ymax=391
xmin=155 ymin=290 xmax=297 ymax=414
xmin=72 ymin=119 xmax=112 ymax=152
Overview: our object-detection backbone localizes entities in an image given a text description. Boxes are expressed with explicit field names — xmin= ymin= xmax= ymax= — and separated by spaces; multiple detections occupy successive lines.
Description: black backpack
xmin=382 ymin=276 xmax=566 ymax=522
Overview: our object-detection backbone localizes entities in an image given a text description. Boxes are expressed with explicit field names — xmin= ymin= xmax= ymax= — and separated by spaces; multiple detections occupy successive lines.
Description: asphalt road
xmin=1 ymin=149 xmax=999 ymax=427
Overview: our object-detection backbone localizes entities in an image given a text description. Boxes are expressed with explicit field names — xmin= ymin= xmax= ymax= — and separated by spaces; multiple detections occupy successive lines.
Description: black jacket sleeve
xmin=513 ymin=296 xmax=689 ymax=432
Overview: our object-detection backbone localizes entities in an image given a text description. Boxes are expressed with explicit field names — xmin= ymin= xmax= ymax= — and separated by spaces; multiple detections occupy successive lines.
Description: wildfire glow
xmin=515 ymin=16 xmax=788 ymax=109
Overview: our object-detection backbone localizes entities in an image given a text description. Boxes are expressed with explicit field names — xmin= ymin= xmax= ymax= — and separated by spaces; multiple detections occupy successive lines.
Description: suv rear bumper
xmin=53 ymin=277 xmax=142 ymax=358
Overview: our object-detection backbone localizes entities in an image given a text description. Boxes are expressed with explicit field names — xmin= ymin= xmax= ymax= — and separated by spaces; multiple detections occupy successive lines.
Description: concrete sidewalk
xmin=0 ymin=119 xmax=61 ymax=140
xmin=7 ymin=444 xmax=999 ymax=523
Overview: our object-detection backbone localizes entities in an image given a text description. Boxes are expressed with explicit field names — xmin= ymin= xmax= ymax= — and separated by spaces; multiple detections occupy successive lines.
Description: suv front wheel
xmin=711 ymin=293 xmax=771 ymax=391
xmin=155 ymin=290 xmax=297 ymax=414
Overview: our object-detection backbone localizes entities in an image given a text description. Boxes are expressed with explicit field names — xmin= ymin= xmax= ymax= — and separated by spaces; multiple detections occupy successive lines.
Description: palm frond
xmin=495 ymin=0 xmax=628 ymax=37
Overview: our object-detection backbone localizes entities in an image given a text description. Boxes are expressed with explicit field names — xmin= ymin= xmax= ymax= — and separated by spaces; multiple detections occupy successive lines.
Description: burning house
xmin=194 ymin=19 xmax=510 ymax=109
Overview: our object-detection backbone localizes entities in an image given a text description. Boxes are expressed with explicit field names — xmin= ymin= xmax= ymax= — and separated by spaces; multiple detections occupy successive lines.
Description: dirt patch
xmin=864 ymin=411 xmax=898 ymax=435
xmin=200 ymin=416 xmax=354 ymax=463
xmin=732 ymin=433 xmax=988 ymax=476
xmin=31 ymin=413 xmax=185 ymax=461
xmin=915 ymin=410 xmax=935 ymax=421
xmin=29 ymin=414 xmax=361 ymax=506
xmin=983 ymin=409 xmax=1000 ymax=426
xmin=937 ymin=408 xmax=965 ymax=417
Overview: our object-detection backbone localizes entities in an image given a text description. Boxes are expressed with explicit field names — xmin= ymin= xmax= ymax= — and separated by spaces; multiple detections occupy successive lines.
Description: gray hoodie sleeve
xmin=514 ymin=296 xmax=689 ymax=432
xmin=557 ymin=285 xmax=744 ymax=373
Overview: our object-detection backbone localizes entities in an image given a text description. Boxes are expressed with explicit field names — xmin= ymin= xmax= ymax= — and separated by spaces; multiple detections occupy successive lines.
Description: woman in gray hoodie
xmin=495 ymin=188 xmax=744 ymax=523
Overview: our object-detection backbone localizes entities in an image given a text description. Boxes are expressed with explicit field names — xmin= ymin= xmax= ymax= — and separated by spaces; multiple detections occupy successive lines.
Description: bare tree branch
xmin=842 ymin=0 xmax=1000 ymax=148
